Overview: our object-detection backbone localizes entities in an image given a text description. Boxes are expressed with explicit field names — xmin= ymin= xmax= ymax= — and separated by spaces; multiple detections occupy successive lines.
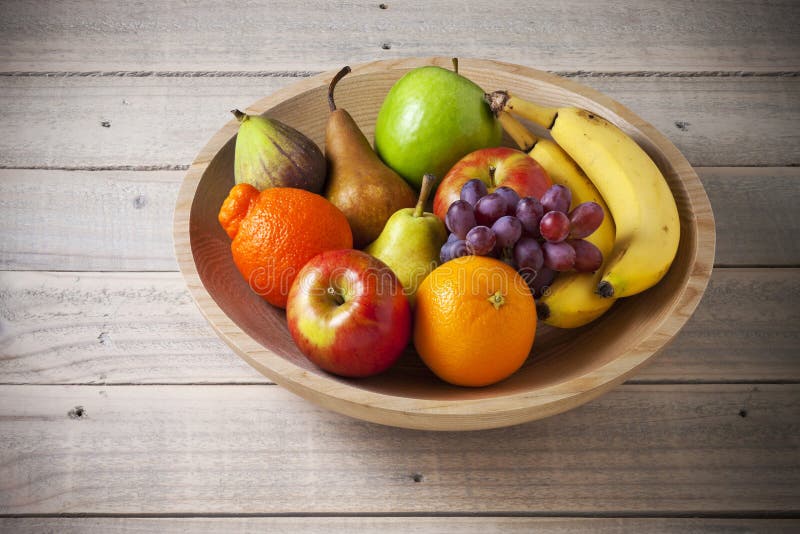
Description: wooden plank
xmin=0 ymin=269 xmax=797 ymax=385
xmin=0 ymin=271 xmax=263 ymax=384
xmin=701 ymin=168 xmax=800 ymax=267
xmin=1 ymin=517 xmax=797 ymax=533
xmin=1 ymin=1 xmax=798 ymax=73
xmin=642 ymin=268 xmax=800 ymax=382
xmin=0 ymin=76 xmax=798 ymax=169
xmin=0 ymin=384 xmax=797 ymax=514
xmin=0 ymin=76 xmax=292 ymax=169
xmin=2 ymin=167 xmax=798 ymax=271
xmin=0 ymin=170 xmax=180 ymax=271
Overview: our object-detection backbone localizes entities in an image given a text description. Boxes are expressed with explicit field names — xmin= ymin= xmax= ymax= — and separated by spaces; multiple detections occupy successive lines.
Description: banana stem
xmin=328 ymin=66 xmax=351 ymax=112
xmin=486 ymin=90 xmax=558 ymax=130
xmin=231 ymin=109 xmax=248 ymax=123
xmin=497 ymin=111 xmax=538 ymax=152
xmin=414 ymin=173 xmax=436 ymax=217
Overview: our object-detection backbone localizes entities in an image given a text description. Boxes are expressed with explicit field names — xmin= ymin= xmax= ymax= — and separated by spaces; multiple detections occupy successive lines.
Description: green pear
xmin=374 ymin=59 xmax=503 ymax=190
xmin=365 ymin=174 xmax=448 ymax=305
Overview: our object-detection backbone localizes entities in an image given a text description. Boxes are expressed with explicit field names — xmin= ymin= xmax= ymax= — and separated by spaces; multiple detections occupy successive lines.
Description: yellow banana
xmin=497 ymin=111 xmax=617 ymax=328
xmin=489 ymin=91 xmax=680 ymax=298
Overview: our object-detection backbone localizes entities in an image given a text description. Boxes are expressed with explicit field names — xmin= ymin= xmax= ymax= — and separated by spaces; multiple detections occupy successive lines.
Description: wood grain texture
xmin=0 ymin=170 xmax=180 ymax=271
xmin=1 ymin=269 xmax=797 ymax=385
xmin=1 ymin=518 xmax=798 ymax=533
xmin=0 ymin=271 xmax=262 ymax=384
xmin=0 ymin=384 xmax=797 ymax=514
xmin=1 ymin=76 xmax=798 ymax=169
xmin=1 ymin=167 xmax=796 ymax=271
xmin=1 ymin=0 xmax=798 ymax=73
xmin=701 ymin=168 xmax=800 ymax=266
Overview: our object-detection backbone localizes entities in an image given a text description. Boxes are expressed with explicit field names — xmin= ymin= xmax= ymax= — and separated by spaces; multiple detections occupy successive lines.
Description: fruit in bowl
xmin=374 ymin=60 xmax=503 ymax=190
xmin=230 ymin=109 xmax=326 ymax=193
xmin=175 ymin=58 xmax=714 ymax=430
xmin=414 ymin=255 xmax=537 ymax=387
xmin=432 ymin=146 xmax=553 ymax=221
xmin=365 ymin=174 xmax=448 ymax=306
xmin=286 ymin=249 xmax=411 ymax=378
xmin=217 ymin=184 xmax=352 ymax=309
xmin=324 ymin=67 xmax=417 ymax=249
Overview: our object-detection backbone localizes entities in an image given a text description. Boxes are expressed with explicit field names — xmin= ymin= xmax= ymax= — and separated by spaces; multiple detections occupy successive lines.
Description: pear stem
xmin=414 ymin=173 xmax=436 ymax=217
xmin=451 ymin=57 xmax=459 ymax=74
xmin=231 ymin=109 xmax=248 ymax=123
xmin=328 ymin=66 xmax=351 ymax=112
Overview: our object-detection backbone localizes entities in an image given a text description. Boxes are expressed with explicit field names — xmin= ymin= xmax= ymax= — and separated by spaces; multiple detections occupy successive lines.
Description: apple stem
xmin=327 ymin=286 xmax=345 ymax=305
xmin=328 ymin=66 xmax=351 ymax=112
xmin=414 ymin=173 xmax=436 ymax=217
xmin=451 ymin=57 xmax=459 ymax=74
xmin=488 ymin=166 xmax=497 ymax=186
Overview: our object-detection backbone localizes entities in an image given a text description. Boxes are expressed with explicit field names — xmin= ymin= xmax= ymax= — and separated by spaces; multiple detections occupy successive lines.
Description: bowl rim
xmin=173 ymin=57 xmax=716 ymax=431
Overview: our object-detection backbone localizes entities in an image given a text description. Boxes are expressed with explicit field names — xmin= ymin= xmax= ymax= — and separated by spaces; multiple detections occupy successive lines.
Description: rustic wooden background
xmin=1 ymin=1 xmax=798 ymax=532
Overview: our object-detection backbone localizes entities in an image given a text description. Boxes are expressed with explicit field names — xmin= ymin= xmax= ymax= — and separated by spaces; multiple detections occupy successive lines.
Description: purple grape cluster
xmin=440 ymin=179 xmax=605 ymax=296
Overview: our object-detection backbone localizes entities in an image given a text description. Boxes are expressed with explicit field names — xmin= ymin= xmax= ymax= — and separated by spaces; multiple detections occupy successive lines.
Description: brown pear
xmin=324 ymin=66 xmax=417 ymax=249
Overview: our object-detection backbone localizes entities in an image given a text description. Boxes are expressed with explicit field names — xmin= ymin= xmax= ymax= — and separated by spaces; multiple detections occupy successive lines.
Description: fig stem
xmin=451 ymin=57 xmax=459 ymax=74
xmin=231 ymin=109 xmax=248 ymax=123
xmin=328 ymin=66 xmax=351 ymax=112
xmin=414 ymin=174 xmax=436 ymax=217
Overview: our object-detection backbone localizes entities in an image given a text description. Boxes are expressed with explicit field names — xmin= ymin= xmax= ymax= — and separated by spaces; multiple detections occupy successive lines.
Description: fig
xmin=231 ymin=109 xmax=326 ymax=193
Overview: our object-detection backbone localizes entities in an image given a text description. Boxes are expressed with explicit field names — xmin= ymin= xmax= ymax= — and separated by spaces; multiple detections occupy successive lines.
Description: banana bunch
xmin=488 ymin=91 xmax=680 ymax=328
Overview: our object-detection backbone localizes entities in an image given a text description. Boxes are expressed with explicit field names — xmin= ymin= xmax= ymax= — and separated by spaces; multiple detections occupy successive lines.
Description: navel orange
xmin=413 ymin=255 xmax=537 ymax=387
xmin=219 ymin=184 xmax=353 ymax=308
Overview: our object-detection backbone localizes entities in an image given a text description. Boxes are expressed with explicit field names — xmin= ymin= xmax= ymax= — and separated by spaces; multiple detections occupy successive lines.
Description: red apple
xmin=432 ymin=146 xmax=553 ymax=221
xmin=286 ymin=249 xmax=411 ymax=378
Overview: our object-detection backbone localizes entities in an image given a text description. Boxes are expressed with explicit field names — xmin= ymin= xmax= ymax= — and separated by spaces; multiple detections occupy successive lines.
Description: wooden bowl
xmin=174 ymin=58 xmax=715 ymax=431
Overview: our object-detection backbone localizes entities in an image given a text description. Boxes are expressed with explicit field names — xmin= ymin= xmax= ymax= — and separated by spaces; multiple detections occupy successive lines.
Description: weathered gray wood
xmin=0 ymin=170 xmax=180 ymax=271
xmin=1 ymin=167 xmax=797 ymax=271
xmin=0 ymin=269 xmax=797 ymax=385
xmin=1 ymin=1 xmax=798 ymax=73
xmin=0 ymin=271 xmax=263 ymax=384
xmin=0 ymin=384 xmax=797 ymax=514
xmin=0 ymin=76 xmax=798 ymax=169
xmin=701 ymin=167 xmax=800 ymax=267
xmin=0 ymin=76 xmax=292 ymax=169
xmin=1 ymin=517 xmax=797 ymax=533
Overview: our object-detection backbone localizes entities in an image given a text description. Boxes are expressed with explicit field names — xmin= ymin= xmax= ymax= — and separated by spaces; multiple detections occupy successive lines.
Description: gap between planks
xmin=1 ymin=512 xmax=800 ymax=519
xmin=0 ymin=70 xmax=798 ymax=78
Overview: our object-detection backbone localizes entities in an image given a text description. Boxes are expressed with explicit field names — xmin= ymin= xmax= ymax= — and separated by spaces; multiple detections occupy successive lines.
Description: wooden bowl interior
xmin=187 ymin=61 xmax=707 ymax=408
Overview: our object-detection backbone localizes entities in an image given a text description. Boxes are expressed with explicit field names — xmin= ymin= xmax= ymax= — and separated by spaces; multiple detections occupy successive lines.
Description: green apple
xmin=374 ymin=64 xmax=503 ymax=190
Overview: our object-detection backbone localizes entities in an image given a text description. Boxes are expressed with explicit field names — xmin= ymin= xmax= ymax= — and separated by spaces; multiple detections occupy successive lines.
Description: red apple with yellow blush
xmin=286 ymin=249 xmax=411 ymax=378
xmin=432 ymin=147 xmax=552 ymax=221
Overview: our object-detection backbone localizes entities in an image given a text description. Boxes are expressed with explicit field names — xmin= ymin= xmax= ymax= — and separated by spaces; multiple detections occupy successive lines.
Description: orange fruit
xmin=413 ymin=255 xmax=537 ymax=387
xmin=218 ymin=184 xmax=353 ymax=308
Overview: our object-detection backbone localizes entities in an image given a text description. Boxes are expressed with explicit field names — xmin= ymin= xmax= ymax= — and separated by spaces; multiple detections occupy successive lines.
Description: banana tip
xmin=484 ymin=90 xmax=509 ymax=117
xmin=596 ymin=281 xmax=615 ymax=298
xmin=535 ymin=302 xmax=550 ymax=321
